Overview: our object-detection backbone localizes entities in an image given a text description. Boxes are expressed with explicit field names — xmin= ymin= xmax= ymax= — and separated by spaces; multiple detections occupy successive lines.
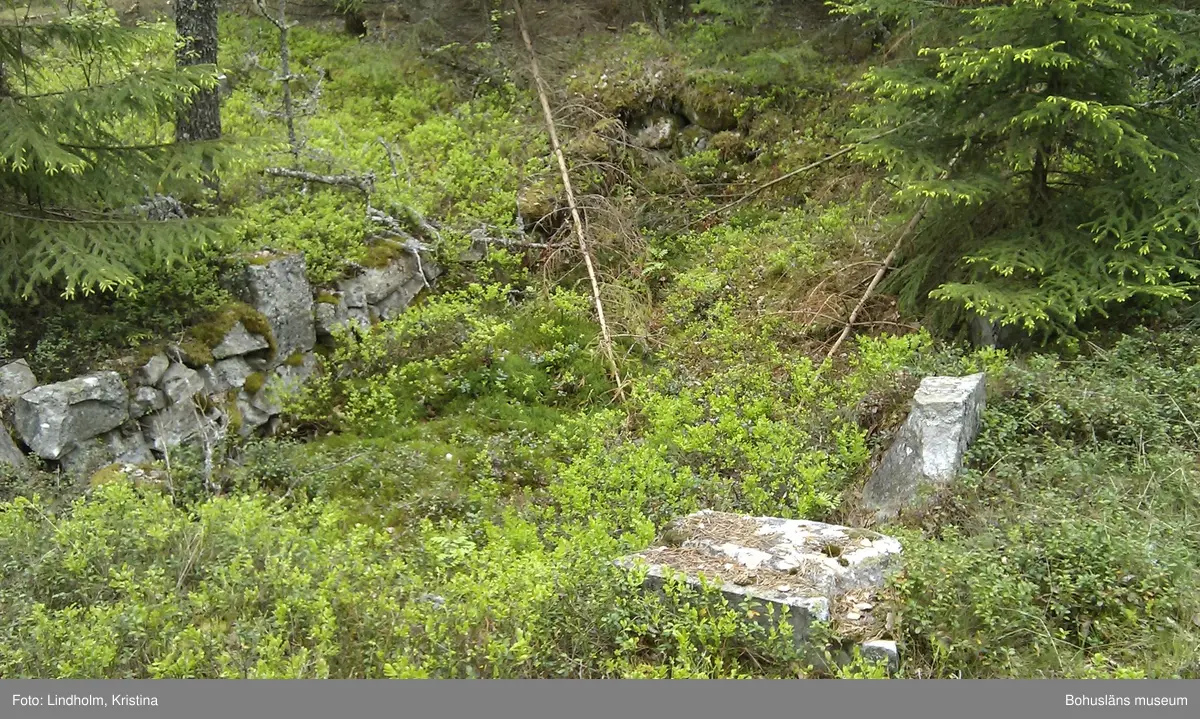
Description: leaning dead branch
xmin=820 ymin=141 xmax=969 ymax=370
xmin=514 ymin=0 xmax=626 ymax=401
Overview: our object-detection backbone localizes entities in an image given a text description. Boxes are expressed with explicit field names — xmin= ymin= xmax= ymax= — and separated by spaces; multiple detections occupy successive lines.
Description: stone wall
xmin=0 ymin=249 xmax=440 ymax=478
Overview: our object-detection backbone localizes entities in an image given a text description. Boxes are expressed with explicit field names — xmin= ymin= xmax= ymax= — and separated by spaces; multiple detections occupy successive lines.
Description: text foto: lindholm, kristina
xmin=12 ymin=694 xmax=159 ymax=707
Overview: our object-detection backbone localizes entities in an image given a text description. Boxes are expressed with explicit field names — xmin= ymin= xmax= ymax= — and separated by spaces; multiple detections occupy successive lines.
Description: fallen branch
xmin=819 ymin=142 xmax=968 ymax=371
xmin=514 ymin=0 xmax=626 ymax=401
xmin=473 ymin=235 xmax=552 ymax=250
xmin=264 ymin=167 xmax=375 ymax=194
xmin=679 ymin=124 xmax=909 ymax=233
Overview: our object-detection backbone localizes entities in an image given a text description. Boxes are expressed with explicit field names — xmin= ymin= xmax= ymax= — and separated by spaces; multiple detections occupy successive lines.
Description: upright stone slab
xmin=616 ymin=511 xmax=903 ymax=659
xmin=14 ymin=372 xmax=129 ymax=461
xmin=242 ymin=253 xmax=316 ymax=364
xmin=0 ymin=359 xmax=37 ymax=429
xmin=861 ymin=373 xmax=987 ymax=522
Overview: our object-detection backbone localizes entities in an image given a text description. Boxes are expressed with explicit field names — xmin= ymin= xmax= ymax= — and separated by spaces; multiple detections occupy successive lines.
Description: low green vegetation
xmin=1 ymin=0 xmax=1198 ymax=681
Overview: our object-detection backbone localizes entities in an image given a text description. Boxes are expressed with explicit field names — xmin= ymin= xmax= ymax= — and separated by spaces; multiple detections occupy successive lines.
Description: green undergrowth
xmin=3 ymin=299 xmax=1198 ymax=677
xmin=218 ymin=15 xmax=549 ymax=284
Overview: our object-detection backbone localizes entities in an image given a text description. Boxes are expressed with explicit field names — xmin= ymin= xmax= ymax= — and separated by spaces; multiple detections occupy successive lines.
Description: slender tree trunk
xmin=277 ymin=0 xmax=299 ymax=161
xmin=175 ymin=0 xmax=221 ymax=144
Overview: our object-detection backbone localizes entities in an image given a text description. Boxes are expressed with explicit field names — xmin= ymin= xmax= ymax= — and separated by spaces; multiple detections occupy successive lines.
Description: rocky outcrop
xmin=130 ymin=386 xmax=166 ymax=419
xmin=316 ymin=249 xmax=440 ymax=338
xmin=144 ymin=402 xmax=213 ymax=454
xmin=199 ymin=357 xmax=256 ymax=395
xmin=212 ymin=321 xmax=270 ymax=360
xmin=861 ymin=373 xmax=987 ymax=522
xmin=14 ymin=372 xmax=129 ymax=461
xmin=61 ymin=426 xmax=153 ymax=478
xmin=161 ymin=362 xmax=206 ymax=405
xmin=241 ymin=253 xmax=316 ymax=364
xmin=133 ymin=354 xmax=170 ymax=387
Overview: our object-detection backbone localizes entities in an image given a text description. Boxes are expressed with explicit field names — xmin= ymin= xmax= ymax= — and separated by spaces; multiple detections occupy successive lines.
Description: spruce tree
xmin=832 ymin=0 xmax=1200 ymax=338
xmin=0 ymin=1 xmax=224 ymax=300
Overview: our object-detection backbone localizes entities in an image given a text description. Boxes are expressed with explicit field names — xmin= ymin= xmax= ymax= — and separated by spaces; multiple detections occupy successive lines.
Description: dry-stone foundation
xmin=616 ymin=510 xmax=903 ymax=671
xmin=861 ymin=373 xmax=987 ymax=523
xmin=0 ymin=248 xmax=442 ymax=479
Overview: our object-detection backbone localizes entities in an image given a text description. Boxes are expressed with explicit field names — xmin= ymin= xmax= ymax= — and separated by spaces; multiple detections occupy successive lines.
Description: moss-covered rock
xmin=679 ymin=82 xmax=742 ymax=132
xmin=284 ymin=351 xmax=308 ymax=368
xmin=517 ymin=181 xmax=561 ymax=228
xmin=225 ymin=391 xmax=245 ymax=436
xmin=675 ymin=125 xmax=715 ymax=156
xmin=748 ymin=110 xmax=797 ymax=147
xmin=180 ymin=303 xmax=278 ymax=367
xmin=567 ymin=131 xmax=611 ymax=161
xmin=710 ymin=130 xmax=752 ymax=162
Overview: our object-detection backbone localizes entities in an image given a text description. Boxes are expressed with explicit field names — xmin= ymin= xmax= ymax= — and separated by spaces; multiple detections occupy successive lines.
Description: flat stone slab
xmin=861 ymin=373 xmax=986 ymax=523
xmin=212 ymin=321 xmax=270 ymax=360
xmin=616 ymin=510 xmax=903 ymax=650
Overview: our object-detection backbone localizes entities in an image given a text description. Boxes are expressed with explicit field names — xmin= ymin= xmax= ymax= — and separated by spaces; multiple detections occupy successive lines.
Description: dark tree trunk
xmin=175 ymin=0 xmax=222 ymax=144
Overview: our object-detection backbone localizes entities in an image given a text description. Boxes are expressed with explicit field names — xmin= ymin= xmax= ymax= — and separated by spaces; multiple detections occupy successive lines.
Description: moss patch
xmin=679 ymin=82 xmax=743 ymax=132
xmin=244 ymin=371 xmax=267 ymax=395
xmin=710 ymin=131 xmax=751 ymax=161
xmin=284 ymin=351 xmax=307 ymax=368
xmin=181 ymin=303 xmax=277 ymax=367
xmin=227 ymin=392 xmax=245 ymax=436
xmin=316 ymin=292 xmax=341 ymax=305
xmin=361 ymin=243 xmax=406 ymax=270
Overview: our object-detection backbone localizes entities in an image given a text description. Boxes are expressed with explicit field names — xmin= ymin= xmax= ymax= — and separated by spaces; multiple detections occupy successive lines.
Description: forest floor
xmin=0 ymin=6 xmax=1197 ymax=679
